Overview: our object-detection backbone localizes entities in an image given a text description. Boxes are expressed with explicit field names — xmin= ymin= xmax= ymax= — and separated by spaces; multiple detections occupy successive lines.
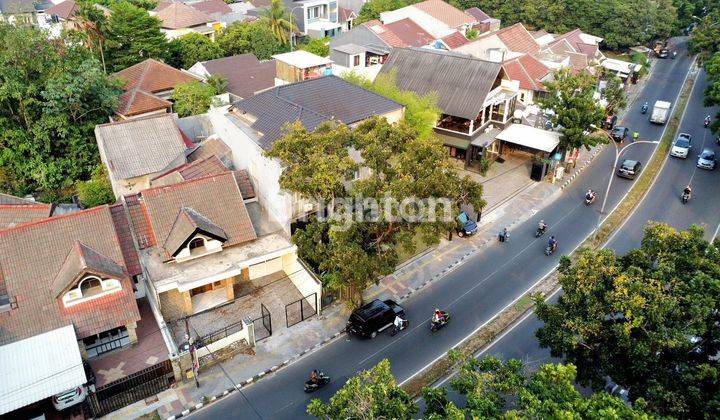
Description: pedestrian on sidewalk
xmin=498 ymin=227 xmax=509 ymax=242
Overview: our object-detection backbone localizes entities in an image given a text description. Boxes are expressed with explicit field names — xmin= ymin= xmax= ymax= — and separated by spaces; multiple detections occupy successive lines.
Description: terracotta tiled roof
xmin=124 ymin=194 xmax=156 ymax=249
xmin=109 ymin=203 xmax=142 ymax=276
xmin=0 ymin=204 xmax=53 ymax=230
xmin=151 ymin=155 xmax=228 ymax=187
xmin=51 ymin=241 xmax=127 ymax=298
xmin=115 ymin=58 xmax=200 ymax=94
xmin=567 ymin=51 xmax=590 ymax=72
xmin=382 ymin=18 xmax=434 ymax=48
xmin=187 ymin=138 xmax=232 ymax=164
xmin=46 ymin=0 xmax=77 ymax=20
xmin=163 ymin=207 xmax=228 ymax=256
xmin=441 ymin=31 xmax=469 ymax=49
xmin=118 ymin=89 xmax=172 ymax=117
xmin=187 ymin=0 xmax=232 ymax=15
xmin=413 ymin=0 xmax=475 ymax=28
xmin=495 ymin=23 xmax=540 ymax=54
xmin=233 ymin=170 xmax=255 ymax=200
xmin=0 ymin=206 xmax=140 ymax=345
xmin=0 ymin=193 xmax=35 ymax=205
xmin=155 ymin=2 xmax=213 ymax=29
xmin=365 ymin=20 xmax=405 ymax=47
xmin=464 ymin=7 xmax=489 ymax=22
xmin=502 ymin=53 xmax=549 ymax=91
xmin=139 ymin=172 xmax=256 ymax=259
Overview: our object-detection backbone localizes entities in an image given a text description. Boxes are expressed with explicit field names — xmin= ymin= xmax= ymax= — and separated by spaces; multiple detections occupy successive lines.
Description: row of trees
xmin=308 ymin=224 xmax=720 ymax=418
xmin=689 ymin=4 xmax=720 ymax=133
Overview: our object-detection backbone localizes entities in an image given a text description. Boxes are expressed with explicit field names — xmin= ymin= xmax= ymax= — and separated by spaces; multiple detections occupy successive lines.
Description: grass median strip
xmin=402 ymin=61 xmax=698 ymax=398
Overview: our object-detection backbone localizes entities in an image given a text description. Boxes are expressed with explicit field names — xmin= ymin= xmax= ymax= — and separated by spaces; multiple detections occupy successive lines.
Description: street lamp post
xmin=289 ymin=6 xmax=303 ymax=51
xmin=595 ymin=138 xmax=659 ymax=238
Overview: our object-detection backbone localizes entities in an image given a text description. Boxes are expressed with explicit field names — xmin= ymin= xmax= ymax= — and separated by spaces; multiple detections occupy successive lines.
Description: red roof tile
xmin=46 ymin=0 xmax=78 ymax=20
xmin=496 ymin=23 xmax=540 ymax=54
xmin=377 ymin=18 xmax=434 ymax=48
xmin=118 ymin=89 xmax=172 ymax=117
xmin=114 ymin=59 xmax=200 ymax=94
xmin=0 ymin=204 xmax=53 ymax=230
xmin=441 ymin=31 xmax=470 ymax=49
xmin=413 ymin=0 xmax=475 ymax=28
xmin=155 ymin=2 xmax=213 ymax=29
xmin=124 ymin=194 xmax=156 ymax=250
xmin=502 ymin=54 xmax=549 ymax=91
xmin=109 ymin=203 xmax=142 ymax=276
xmin=151 ymin=155 xmax=228 ymax=187
xmin=0 ymin=206 xmax=140 ymax=344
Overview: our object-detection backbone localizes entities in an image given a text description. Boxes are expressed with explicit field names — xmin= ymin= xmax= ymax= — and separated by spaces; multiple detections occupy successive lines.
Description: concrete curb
xmin=559 ymin=145 xmax=607 ymax=190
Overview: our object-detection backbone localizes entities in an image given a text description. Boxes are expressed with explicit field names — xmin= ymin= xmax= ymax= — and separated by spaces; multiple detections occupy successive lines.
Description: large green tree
xmin=535 ymin=223 xmax=720 ymax=418
xmin=356 ymin=0 xmax=408 ymax=24
xmin=300 ymin=37 xmax=330 ymax=57
xmin=0 ymin=24 xmax=120 ymax=200
xmin=104 ymin=2 xmax=168 ymax=72
xmin=168 ymin=32 xmax=223 ymax=69
xmin=689 ymin=9 xmax=720 ymax=58
xmin=307 ymin=359 xmax=417 ymax=419
xmin=218 ymin=21 xmax=287 ymax=60
xmin=171 ymin=81 xmax=217 ymax=117
xmin=537 ymin=67 xmax=607 ymax=153
xmin=260 ymin=0 xmax=297 ymax=45
xmin=602 ymin=75 xmax=628 ymax=116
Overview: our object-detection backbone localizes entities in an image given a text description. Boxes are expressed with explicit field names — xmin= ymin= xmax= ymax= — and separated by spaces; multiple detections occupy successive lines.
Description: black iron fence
xmin=87 ymin=359 xmax=174 ymax=417
xmin=85 ymin=334 xmax=129 ymax=358
xmin=197 ymin=319 xmax=244 ymax=347
xmin=253 ymin=303 xmax=272 ymax=342
xmin=285 ymin=293 xmax=318 ymax=328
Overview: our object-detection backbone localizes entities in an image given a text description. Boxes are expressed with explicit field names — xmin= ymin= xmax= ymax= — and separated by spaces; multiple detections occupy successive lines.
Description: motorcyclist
xmin=433 ymin=308 xmax=446 ymax=324
xmin=705 ymin=115 xmax=712 ymax=127
xmin=393 ymin=314 xmax=406 ymax=333
xmin=548 ymin=236 xmax=558 ymax=251
xmin=585 ymin=189 xmax=595 ymax=201
xmin=641 ymin=102 xmax=648 ymax=113
xmin=683 ymin=185 xmax=692 ymax=198
xmin=538 ymin=220 xmax=547 ymax=233
xmin=633 ymin=131 xmax=639 ymax=142
xmin=310 ymin=369 xmax=319 ymax=384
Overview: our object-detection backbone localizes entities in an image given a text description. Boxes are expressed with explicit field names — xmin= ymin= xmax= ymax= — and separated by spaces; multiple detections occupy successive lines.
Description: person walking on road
xmin=499 ymin=227 xmax=509 ymax=242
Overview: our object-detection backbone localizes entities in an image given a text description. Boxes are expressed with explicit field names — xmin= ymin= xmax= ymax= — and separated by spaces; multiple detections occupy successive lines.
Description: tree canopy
xmin=601 ymin=75 xmax=628 ymax=116
xmin=535 ymin=223 xmax=720 ymax=418
xmin=168 ymin=32 xmax=223 ymax=69
xmin=307 ymin=359 xmax=417 ymax=419
xmin=260 ymin=0 xmax=297 ymax=45
xmin=103 ymin=1 xmax=168 ymax=72
xmin=171 ymin=81 xmax=217 ymax=117
xmin=267 ymin=118 xmax=483 ymax=304
xmin=0 ymin=24 xmax=120 ymax=200
xmin=218 ymin=21 xmax=288 ymax=60
xmin=300 ymin=37 xmax=330 ymax=57
xmin=356 ymin=0 xmax=409 ymax=24
xmin=537 ymin=68 xmax=607 ymax=152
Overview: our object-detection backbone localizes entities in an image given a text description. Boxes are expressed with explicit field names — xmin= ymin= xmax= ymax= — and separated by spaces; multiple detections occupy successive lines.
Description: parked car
xmin=697 ymin=148 xmax=716 ymax=170
xmin=610 ymin=126 xmax=628 ymax=142
xmin=670 ymin=133 xmax=692 ymax=158
xmin=456 ymin=211 xmax=478 ymax=237
xmin=52 ymin=385 xmax=87 ymax=411
xmin=617 ymin=159 xmax=642 ymax=179
xmin=346 ymin=299 xmax=405 ymax=339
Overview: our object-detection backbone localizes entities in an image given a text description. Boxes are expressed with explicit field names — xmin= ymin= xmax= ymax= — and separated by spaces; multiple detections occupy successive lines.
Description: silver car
xmin=670 ymin=133 xmax=692 ymax=158
xmin=697 ymin=148 xmax=716 ymax=170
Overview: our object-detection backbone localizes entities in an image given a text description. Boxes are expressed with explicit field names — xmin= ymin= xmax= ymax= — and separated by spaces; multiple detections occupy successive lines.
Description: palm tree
xmin=260 ymin=0 xmax=297 ymax=45
xmin=76 ymin=3 xmax=109 ymax=73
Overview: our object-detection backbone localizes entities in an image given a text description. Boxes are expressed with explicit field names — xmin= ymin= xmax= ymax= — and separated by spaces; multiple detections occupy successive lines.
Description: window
xmin=353 ymin=54 xmax=360 ymax=67
xmin=189 ymin=237 xmax=205 ymax=251
xmin=80 ymin=277 xmax=103 ymax=297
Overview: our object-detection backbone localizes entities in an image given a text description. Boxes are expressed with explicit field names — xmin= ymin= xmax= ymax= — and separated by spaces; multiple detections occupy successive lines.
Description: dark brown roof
xmin=0 ymin=206 xmax=141 ymax=345
xmin=109 ymin=203 xmax=142 ymax=276
xmin=51 ymin=241 xmax=127 ymax=298
xmin=188 ymin=0 xmax=232 ymax=15
xmin=199 ymin=54 xmax=276 ymax=99
xmin=187 ymin=138 xmax=232 ymax=164
xmin=233 ymin=170 xmax=255 ymax=200
xmin=155 ymin=2 xmax=213 ymax=29
xmin=138 ymin=172 xmax=257 ymax=259
xmin=383 ymin=18 xmax=434 ymax=48
xmin=163 ymin=207 xmax=228 ymax=256
xmin=0 ymin=203 xmax=53 ymax=229
xmin=464 ymin=7 xmax=490 ymax=22
xmin=115 ymin=59 xmax=200 ymax=94
xmin=46 ymin=0 xmax=77 ymax=20
xmin=118 ymin=89 xmax=172 ymax=117
xmin=125 ymin=194 xmax=155 ymax=250
xmin=151 ymin=155 xmax=228 ymax=187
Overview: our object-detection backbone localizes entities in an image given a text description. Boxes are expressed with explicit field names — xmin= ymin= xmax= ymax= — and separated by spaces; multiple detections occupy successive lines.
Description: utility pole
xmin=184 ymin=317 xmax=200 ymax=388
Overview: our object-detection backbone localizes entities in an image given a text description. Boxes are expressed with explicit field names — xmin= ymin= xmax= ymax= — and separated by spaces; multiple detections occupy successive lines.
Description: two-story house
xmin=207 ymin=75 xmax=403 ymax=233
xmin=288 ymin=0 xmax=355 ymax=38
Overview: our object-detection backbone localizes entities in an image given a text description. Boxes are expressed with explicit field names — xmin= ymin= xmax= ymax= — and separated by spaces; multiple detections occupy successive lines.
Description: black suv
xmin=346 ymin=299 xmax=405 ymax=338
xmin=611 ymin=126 xmax=628 ymax=142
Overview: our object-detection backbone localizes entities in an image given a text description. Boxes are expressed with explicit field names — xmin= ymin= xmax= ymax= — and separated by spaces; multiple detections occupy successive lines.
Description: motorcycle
xmin=682 ymin=191 xmax=691 ymax=204
xmin=535 ymin=226 xmax=546 ymax=237
xmin=641 ymin=104 xmax=648 ymax=114
xmin=430 ymin=312 xmax=450 ymax=332
xmin=390 ymin=318 xmax=409 ymax=336
xmin=304 ymin=373 xmax=330 ymax=393
xmin=544 ymin=243 xmax=557 ymax=256
xmin=705 ymin=119 xmax=711 ymax=128
xmin=585 ymin=194 xmax=596 ymax=206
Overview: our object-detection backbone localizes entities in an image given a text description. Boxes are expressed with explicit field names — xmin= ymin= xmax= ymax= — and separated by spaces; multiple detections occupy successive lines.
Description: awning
xmin=471 ymin=127 xmax=501 ymax=147
xmin=435 ymin=131 xmax=471 ymax=150
xmin=0 ymin=325 xmax=86 ymax=415
xmin=496 ymin=124 xmax=560 ymax=153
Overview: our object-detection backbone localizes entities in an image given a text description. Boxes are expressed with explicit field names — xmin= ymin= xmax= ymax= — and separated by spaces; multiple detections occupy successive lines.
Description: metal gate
xmin=285 ymin=293 xmax=318 ymax=328
xmin=253 ymin=303 xmax=272 ymax=341
xmin=87 ymin=359 xmax=174 ymax=417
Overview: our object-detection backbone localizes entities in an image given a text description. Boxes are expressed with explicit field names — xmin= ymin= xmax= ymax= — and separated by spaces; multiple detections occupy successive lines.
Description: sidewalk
xmin=105 ymin=62 xmax=655 ymax=420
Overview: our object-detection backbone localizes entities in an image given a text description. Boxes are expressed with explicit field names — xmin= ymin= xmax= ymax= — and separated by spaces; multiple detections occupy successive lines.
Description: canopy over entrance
xmin=496 ymin=124 xmax=560 ymax=153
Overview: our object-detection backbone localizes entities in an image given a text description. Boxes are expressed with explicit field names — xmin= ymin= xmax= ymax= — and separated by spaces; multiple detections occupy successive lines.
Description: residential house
xmin=464 ymin=6 xmax=499 ymax=34
xmin=187 ymin=54 xmax=276 ymax=101
xmin=379 ymin=47 xmax=519 ymax=169
xmin=0 ymin=193 xmax=54 ymax=229
xmin=0 ymin=0 xmax=38 ymax=24
xmin=455 ymin=22 xmax=541 ymax=61
xmin=287 ymin=0 xmax=355 ymax=38
xmin=114 ymin=58 xmax=201 ymax=120
xmin=153 ymin=1 xmax=220 ymax=40
xmin=501 ymin=53 xmax=550 ymax=105
xmin=95 ymin=113 xmax=193 ymax=198
xmin=208 ymin=75 xmax=403 ymax=232
xmin=45 ymin=0 xmax=111 ymax=32
xmin=379 ymin=0 xmax=476 ymax=39
xmin=272 ymin=50 xmax=333 ymax=84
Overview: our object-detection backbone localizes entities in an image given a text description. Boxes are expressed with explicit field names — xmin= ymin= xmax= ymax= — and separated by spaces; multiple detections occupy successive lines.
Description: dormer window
xmin=164 ymin=207 xmax=229 ymax=262
xmin=188 ymin=237 xmax=205 ymax=252
xmin=62 ymin=275 xmax=122 ymax=307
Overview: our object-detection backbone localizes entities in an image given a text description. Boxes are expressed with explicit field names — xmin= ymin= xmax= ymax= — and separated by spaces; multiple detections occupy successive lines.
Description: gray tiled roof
xmin=95 ymin=114 xmax=188 ymax=180
xmin=379 ymin=47 xmax=502 ymax=120
xmin=232 ymin=75 xmax=402 ymax=150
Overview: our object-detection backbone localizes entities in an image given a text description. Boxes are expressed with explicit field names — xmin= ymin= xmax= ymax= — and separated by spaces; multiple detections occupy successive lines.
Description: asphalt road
xmin=191 ymin=39 xmax=695 ymax=420
xmin=430 ymin=49 xmax=720 ymax=411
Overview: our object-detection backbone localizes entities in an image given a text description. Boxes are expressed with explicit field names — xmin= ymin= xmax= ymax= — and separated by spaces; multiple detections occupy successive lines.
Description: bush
xmin=76 ymin=165 xmax=115 ymax=208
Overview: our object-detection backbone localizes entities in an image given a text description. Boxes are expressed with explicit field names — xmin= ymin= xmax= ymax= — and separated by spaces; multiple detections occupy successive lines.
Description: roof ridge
xmin=141 ymin=170 xmax=235 ymax=196
xmin=0 ymin=205 xmax=109 ymax=236
xmin=96 ymin=111 xmax=174 ymax=128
